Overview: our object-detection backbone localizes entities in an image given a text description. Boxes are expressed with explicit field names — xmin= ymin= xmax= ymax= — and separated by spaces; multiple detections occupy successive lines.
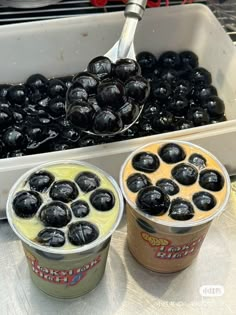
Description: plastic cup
xmin=7 ymin=160 xmax=124 ymax=298
xmin=120 ymin=140 xmax=230 ymax=273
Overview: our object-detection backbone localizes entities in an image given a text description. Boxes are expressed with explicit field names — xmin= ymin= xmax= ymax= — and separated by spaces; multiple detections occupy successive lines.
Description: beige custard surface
xmin=122 ymin=142 xmax=228 ymax=223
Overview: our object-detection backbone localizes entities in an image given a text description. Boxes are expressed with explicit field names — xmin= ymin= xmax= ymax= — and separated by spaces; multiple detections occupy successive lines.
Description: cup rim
xmin=119 ymin=140 xmax=231 ymax=228
xmin=7 ymin=159 xmax=124 ymax=255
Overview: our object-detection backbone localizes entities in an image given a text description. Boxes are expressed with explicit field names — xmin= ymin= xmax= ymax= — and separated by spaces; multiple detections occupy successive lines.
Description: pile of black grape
xmin=0 ymin=50 xmax=225 ymax=159
xmin=67 ymin=57 xmax=149 ymax=135
xmin=137 ymin=51 xmax=225 ymax=133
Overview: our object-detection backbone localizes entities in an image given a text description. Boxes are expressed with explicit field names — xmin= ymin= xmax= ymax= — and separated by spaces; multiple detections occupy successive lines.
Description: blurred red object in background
xmin=91 ymin=0 xmax=194 ymax=8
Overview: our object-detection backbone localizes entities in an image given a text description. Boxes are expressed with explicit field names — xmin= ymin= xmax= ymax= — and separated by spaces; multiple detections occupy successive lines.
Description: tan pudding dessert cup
xmin=120 ymin=140 xmax=230 ymax=273
xmin=7 ymin=160 xmax=124 ymax=298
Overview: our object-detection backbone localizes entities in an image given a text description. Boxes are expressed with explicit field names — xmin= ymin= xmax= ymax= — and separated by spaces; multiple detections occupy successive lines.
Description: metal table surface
xmin=1 ymin=179 xmax=236 ymax=315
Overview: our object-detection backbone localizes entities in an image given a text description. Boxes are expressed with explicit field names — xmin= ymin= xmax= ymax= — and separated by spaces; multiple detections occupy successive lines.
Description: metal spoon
xmin=67 ymin=0 xmax=148 ymax=137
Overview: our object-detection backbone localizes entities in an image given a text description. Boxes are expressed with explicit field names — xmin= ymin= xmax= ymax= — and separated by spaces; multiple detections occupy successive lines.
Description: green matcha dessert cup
xmin=7 ymin=160 xmax=124 ymax=298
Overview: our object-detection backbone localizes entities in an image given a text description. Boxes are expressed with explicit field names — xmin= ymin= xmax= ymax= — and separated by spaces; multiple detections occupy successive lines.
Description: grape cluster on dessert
xmin=122 ymin=141 xmax=227 ymax=222
xmin=0 ymin=51 xmax=225 ymax=158
xmin=11 ymin=163 xmax=120 ymax=248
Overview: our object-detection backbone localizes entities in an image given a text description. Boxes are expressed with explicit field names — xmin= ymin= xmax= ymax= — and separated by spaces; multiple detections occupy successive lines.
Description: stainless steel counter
xmin=1 ymin=180 xmax=236 ymax=315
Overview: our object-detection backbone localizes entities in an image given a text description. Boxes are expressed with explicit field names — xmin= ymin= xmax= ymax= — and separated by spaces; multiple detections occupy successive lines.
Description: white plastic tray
xmin=0 ymin=4 xmax=235 ymax=218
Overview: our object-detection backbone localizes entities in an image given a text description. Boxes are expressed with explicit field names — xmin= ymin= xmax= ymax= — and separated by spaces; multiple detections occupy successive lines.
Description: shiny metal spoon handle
xmin=118 ymin=0 xmax=147 ymax=59
xmin=125 ymin=0 xmax=147 ymax=20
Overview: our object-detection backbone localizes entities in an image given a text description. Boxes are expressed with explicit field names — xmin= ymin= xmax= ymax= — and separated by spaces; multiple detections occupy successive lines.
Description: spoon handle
xmin=118 ymin=0 xmax=147 ymax=59
xmin=125 ymin=0 xmax=147 ymax=20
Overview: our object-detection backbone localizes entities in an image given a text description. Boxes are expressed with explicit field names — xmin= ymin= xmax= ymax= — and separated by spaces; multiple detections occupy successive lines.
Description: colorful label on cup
xmin=126 ymin=203 xmax=212 ymax=273
xmin=141 ymin=232 xmax=206 ymax=260
xmin=25 ymin=249 xmax=101 ymax=286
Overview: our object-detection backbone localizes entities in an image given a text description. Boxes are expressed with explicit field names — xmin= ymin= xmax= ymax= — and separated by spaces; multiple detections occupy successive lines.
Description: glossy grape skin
xmin=119 ymin=101 xmax=139 ymax=125
xmin=187 ymin=107 xmax=210 ymax=126
xmin=202 ymin=96 xmax=225 ymax=117
xmin=37 ymin=228 xmax=65 ymax=247
xmin=161 ymin=69 xmax=178 ymax=86
xmin=90 ymin=189 xmax=115 ymax=211
xmin=193 ymin=192 xmax=216 ymax=211
xmin=172 ymin=163 xmax=198 ymax=186
xmin=75 ymin=171 xmax=100 ymax=192
xmin=152 ymin=111 xmax=176 ymax=132
xmin=97 ymin=79 xmax=125 ymax=109
xmin=87 ymin=56 xmax=112 ymax=79
xmin=13 ymin=190 xmax=42 ymax=218
xmin=7 ymin=85 xmax=27 ymax=105
xmin=151 ymin=80 xmax=171 ymax=100
xmin=3 ymin=127 xmax=27 ymax=150
xmin=169 ymin=198 xmax=194 ymax=221
xmin=39 ymin=201 xmax=72 ymax=228
xmin=159 ymin=143 xmax=186 ymax=164
xmin=71 ymin=200 xmax=90 ymax=218
xmin=127 ymin=173 xmax=152 ymax=193
xmin=28 ymin=171 xmax=54 ymax=193
xmin=179 ymin=51 xmax=198 ymax=69
xmin=48 ymin=97 xmax=65 ymax=118
xmin=0 ymin=84 xmax=11 ymax=99
xmin=132 ymin=151 xmax=160 ymax=173
xmin=68 ymin=221 xmax=99 ymax=245
xmin=48 ymin=79 xmax=67 ymax=98
xmin=199 ymin=169 xmax=224 ymax=191
xmin=0 ymin=108 xmax=13 ymax=130
xmin=136 ymin=51 xmax=157 ymax=73
xmin=168 ymin=96 xmax=189 ymax=116
xmin=189 ymin=153 xmax=206 ymax=169
xmin=173 ymin=80 xmax=190 ymax=97
xmin=73 ymin=72 xmax=99 ymax=94
xmin=125 ymin=76 xmax=150 ymax=104
xmin=26 ymin=74 xmax=48 ymax=93
xmin=136 ymin=186 xmax=170 ymax=216
xmin=49 ymin=180 xmax=78 ymax=203
xmin=115 ymin=58 xmax=141 ymax=82
xmin=67 ymin=101 xmax=95 ymax=131
xmin=93 ymin=110 xmax=123 ymax=135
xmin=67 ymin=81 xmax=88 ymax=104
xmin=156 ymin=179 xmax=179 ymax=196
xmin=190 ymin=67 xmax=212 ymax=86
xmin=158 ymin=51 xmax=180 ymax=69
xmin=26 ymin=74 xmax=48 ymax=102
